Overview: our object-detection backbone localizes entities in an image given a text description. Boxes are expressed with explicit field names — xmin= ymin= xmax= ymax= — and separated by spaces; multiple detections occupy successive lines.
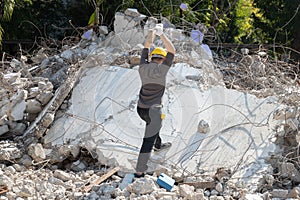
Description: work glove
xmin=154 ymin=23 xmax=164 ymax=36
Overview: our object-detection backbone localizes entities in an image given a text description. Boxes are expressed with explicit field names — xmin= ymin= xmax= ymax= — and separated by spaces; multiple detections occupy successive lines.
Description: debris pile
xmin=0 ymin=8 xmax=300 ymax=200
xmin=215 ymin=49 xmax=300 ymax=105
xmin=1 ymin=151 xmax=300 ymax=200
xmin=0 ymin=62 xmax=54 ymax=138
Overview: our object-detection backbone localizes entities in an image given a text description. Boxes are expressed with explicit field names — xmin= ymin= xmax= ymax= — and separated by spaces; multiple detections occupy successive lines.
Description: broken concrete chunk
xmin=99 ymin=26 xmax=108 ymax=35
xmin=4 ymin=166 xmax=16 ymax=174
xmin=241 ymin=48 xmax=249 ymax=55
xmin=287 ymin=188 xmax=299 ymax=199
xmin=179 ymin=184 xmax=195 ymax=198
xmin=114 ymin=12 xmax=127 ymax=33
xmin=273 ymin=107 xmax=296 ymax=120
xmin=60 ymin=49 xmax=74 ymax=61
xmin=167 ymin=28 xmax=184 ymax=42
xmin=127 ymin=177 xmax=156 ymax=195
xmin=9 ymin=99 xmax=26 ymax=121
xmin=0 ymin=141 xmax=23 ymax=160
xmin=197 ymin=119 xmax=210 ymax=133
xmin=124 ymin=8 xmax=140 ymax=17
xmin=7 ymin=90 xmax=27 ymax=121
xmin=0 ymin=125 xmax=9 ymax=136
xmin=3 ymin=73 xmax=21 ymax=84
xmin=0 ymin=101 xmax=9 ymax=119
xmin=271 ymin=189 xmax=289 ymax=199
xmin=215 ymin=182 xmax=223 ymax=193
xmin=15 ymin=185 xmax=35 ymax=198
xmin=38 ymin=81 xmax=53 ymax=92
xmin=36 ymin=91 xmax=53 ymax=105
xmin=26 ymin=99 xmax=42 ymax=114
xmin=28 ymin=143 xmax=46 ymax=162
xmin=279 ymin=162 xmax=300 ymax=182
xmin=54 ymin=170 xmax=76 ymax=182
xmin=114 ymin=12 xmax=139 ymax=34
xmin=144 ymin=17 xmax=158 ymax=30
xmin=264 ymin=174 xmax=275 ymax=186
xmin=59 ymin=145 xmax=81 ymax=158
xmin=28 ymin=87 xmax=39 ymax=98
xmin=10 ymin=58 xmax=22 ymax=67
xmin=70 ymin=160 xmax=87 ymax=172
xmin=8 ymin=121 xmax=26 ymax=135
xmin=0 ymin=174 xmax=13 ymax=188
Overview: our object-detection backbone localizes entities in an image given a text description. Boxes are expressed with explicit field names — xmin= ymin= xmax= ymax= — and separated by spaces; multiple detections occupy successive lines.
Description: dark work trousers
xmin=136 ymin=105 xmax=162 ymax=172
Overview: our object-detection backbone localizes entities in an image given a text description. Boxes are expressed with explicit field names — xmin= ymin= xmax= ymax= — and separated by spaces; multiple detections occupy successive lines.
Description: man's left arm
xmin=160 ymin=33 xmax=175 ymax=67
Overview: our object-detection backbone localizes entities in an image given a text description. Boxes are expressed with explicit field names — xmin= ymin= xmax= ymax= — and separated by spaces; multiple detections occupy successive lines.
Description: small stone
xmin=0 ymin=125 xmax=9 ymax=136
xmin=0 ymin=174 xmax=13 ymax=187
xmin=12 ymin=164 xmax=24 ymax=172
xmin=271 ymin=189 xmax=289 ymax=199
xmin=211 ymin=189 xmax=219 ymax=196
xmin=19 ymin=154 xmax=33 ymax=167
xmin=26 ymin=99 xmax=42 ymax=114
xmin=27 ymin=143 xmax=46 ymax=162
xmin=70 ymin=160 xmax=87 ymax=172
xmin=179 ymin=184 xmax=195 ymax=198
xmin=36 ymin=92 xmax=53 ymax=105
xmin=287 ymin=187 xmax=299 ymax=198
xmin=124 ymin=8 xmax=140 ymax=17
xmin=99 ymin=26 xmax=108 ymax=35
xmin=8 ymin=122 xmax=26 ymax=135
xmin=215 ymin=182 xmax=223 ymax=193
xmin=127 ymin=177 xmax=156 ymax=195
xmin=197 ymin=119 xmax=210 ymax=133
xmin=241 ymin=48 xmax=249 ymax=55
xmin=54 ymin=170 xmax=76 ymax=181
xmin=4 ymin=166 xmax=16 ymax=174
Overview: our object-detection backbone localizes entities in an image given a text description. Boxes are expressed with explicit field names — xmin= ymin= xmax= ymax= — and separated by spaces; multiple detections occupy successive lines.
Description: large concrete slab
xmin=45 ymin=63 xmax=280 ymax=185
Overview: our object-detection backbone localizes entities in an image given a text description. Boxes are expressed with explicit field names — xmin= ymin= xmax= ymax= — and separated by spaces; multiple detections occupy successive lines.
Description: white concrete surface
xmin=45 ymin=63 xmax=280 ymax=186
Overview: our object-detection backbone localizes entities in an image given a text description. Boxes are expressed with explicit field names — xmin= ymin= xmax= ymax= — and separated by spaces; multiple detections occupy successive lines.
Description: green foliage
xmin=1 ymin=0 xmax=299 ymax=60
xmin=1 ymin=0 xmax=15 ymax=47
xmin=88 ymin=11 xmax=97 ymax=26
xmin=0 ymin=0 xmax=32 ymax=47
xmin=233 ymin=0 xmax=265 ymax=43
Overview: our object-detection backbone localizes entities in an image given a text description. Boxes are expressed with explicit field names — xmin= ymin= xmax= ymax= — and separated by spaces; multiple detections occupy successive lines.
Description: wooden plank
xmin=0 ymin=186 xmax=8 ymax=195
xmin=83 ymin=166 xmax=120 ymax=193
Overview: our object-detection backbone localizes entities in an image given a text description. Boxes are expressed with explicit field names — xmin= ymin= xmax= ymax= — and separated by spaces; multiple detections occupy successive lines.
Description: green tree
xmin=0 ymin=0 xmax=32 ymax=47
xmin=233 ymin=0 xmax=265 ymax=43
xmin=254 ymin=0 xmax=300 ymax=60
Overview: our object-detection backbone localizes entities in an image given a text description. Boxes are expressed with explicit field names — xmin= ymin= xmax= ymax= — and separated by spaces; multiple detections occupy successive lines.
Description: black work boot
xmin=153 ymin=142 xmax=172 ymax=152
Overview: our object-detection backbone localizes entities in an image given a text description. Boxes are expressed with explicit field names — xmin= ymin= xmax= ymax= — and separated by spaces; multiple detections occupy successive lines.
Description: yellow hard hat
xmin=150 ymin=47 xmax=167 ymax=58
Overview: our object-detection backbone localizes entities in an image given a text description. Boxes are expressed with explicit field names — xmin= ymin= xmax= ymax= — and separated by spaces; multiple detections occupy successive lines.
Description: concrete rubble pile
xmin=0 ymin=8 xmax=300 ymax=199
xmin=0 ymin=63 xmax=55 ymax=137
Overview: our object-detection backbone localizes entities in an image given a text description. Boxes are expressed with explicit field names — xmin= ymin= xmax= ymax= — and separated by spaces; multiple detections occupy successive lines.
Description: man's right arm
xmin=140 ymin=30 xmax=155 ymax=64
